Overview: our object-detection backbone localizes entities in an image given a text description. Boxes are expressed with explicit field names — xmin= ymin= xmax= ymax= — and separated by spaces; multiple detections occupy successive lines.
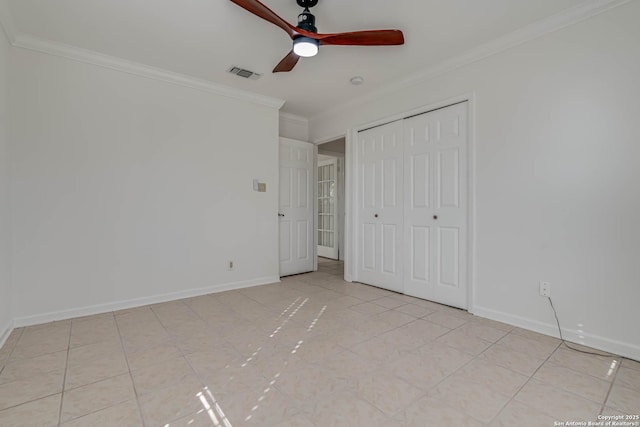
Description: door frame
xmin=342 ymin=93 xmax=477 ymax=312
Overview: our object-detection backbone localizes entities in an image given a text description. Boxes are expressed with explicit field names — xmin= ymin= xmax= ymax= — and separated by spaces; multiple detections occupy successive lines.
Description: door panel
xmin=411 ymin=226 xmax=430 ymax=282
xmin=403 ymin=102 xmax=468 ymax=308
xmin=279 ymin=138 xmax=314 ymax=277
xmin=357 ymin=120 xmax=404 ymax=293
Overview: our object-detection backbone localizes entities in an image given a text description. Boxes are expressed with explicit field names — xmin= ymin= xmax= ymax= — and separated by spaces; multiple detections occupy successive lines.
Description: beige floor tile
xmin=391 ymin=350 xmax=469 ymax=391
xmin=498 ymin=333 xmax=559 ymax=359
xmin=124 ymin=341 xmax=183 ymax=371
xmin=0 ymin=350 xmax=67 ymax=385
xmin=453 ymin=358 xmax=529 ymax=397
xmin=396 ymin=395 xmax=484 ymax=427
xmin=0 ymin=369 xmax=64 ymax=411
xmin=351 ymin=335 xmax=406 ymax=362
xmin=67 ymin=340 xmax=123 ymax=366
xmin=131 ymin=355 xmax=196 ymax=395
xmin=349 ymin=302 xmax=390 ymax=315
xmin=515 ymin=379 xmax=602 ymax=421
xmin=435 ymin=329 xmax=493 ymax=355
xmin=138 ymin=378 xmax=205 ymax=426
xmin=480 ymin=342 xmax=546 ymax=376
xmin=548 ymin=347 xmax=619 ymax=381
xmin=218 ymin=385 xmax=300 ymax=426
xmin=10 ymin=329 xmax=70 ymax=360
xmin=534 ymin=361 xmax=611 ymax=403
xmin=490 ymin=400 xmax=557 ymax=427
xmin=471 ymin=317 xmax=514 ymax=332
xmin=303 ymin=390 xmax=387 ymax=427
xmin=319 ymin=349 xmax=381 ymax=380
xmin=393 ymin=302 xmax=435 ymax=318
xmin=61 ymin=399 xmax=142 ymax=427
xmin=165 ymin=409 xmax=234 ymax=427
xmin=606 ymin=383 xmax=640 ymax=413
xmin=510 ymin=327 xmax=561 ymax=345
xmin=61 ymin=374 xmax=135 ymax=422
xmin=355 ymin=371 xmax=424 ymax=417
xmin=372 ymin=296 xmax=407 ymax=309
xmin=397 ymin=318 xmax=451 ymax=342
xmin=428 ymin=376 xmax=512 ymax=423
xmin=65 ymin=350 xmax=128 ymax=389
xmin=424 ymin=311 xmax=471 ymax=329
xmin=69 ymin=316 xmax=119 ymax=348
xmin=185 ymin=347 xmax=242 ymax=376
xmin=0 ymin=393 xmax=61 ymax=427
xmin=375 ymin=310 xmax=416 ymax=327
xmin=274 ymin=362 xmax=352 ymax=406
xmin=615 ymin=365 xmax=640 ymax=391
xmin=456 ymin=321 xmax=510 ymax=343
xmin=622 ymin=358 xmax=640 ymax=372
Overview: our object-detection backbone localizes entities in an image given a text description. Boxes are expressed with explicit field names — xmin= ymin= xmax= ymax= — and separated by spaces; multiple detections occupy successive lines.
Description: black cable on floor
xmin=547 ymin=296 xmax=631 ymax=358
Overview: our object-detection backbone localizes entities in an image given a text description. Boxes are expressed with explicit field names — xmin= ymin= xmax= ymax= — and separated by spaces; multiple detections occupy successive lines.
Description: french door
xmin=356 ymin=102 xmax=469 ymax=308
xmin=317 ymin=158 xmax=339 ymax=259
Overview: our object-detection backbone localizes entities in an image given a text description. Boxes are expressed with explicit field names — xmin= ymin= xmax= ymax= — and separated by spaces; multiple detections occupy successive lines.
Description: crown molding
xmin=310 ymin=0 xmax=631 ymax=123
xmin=279 ymin=112 xmax=309 ymax=124
xmin=7 ymin=32 xmax=285 ymax=109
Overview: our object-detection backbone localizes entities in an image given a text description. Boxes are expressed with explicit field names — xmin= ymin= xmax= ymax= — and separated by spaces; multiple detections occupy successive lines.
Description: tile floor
xmin=0 ymin=258 xmax=638 ymax=426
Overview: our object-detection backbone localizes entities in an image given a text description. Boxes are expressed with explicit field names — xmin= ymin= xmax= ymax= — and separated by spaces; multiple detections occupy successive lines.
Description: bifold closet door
xmin=357 ymin=120 xmax=404 ymax=293
xmin=403 ymin=102 xmax=468 ymax=309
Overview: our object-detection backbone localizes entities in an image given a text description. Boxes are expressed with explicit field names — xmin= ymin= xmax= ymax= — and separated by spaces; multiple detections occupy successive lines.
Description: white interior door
xmin=317 ymin=157 xmax=339 ymax=259
xmin=403 ymin=102 xmax=468 ymax=308
xmin=357 ymin=120 xmax=404 ymax=293
xmin=279 ymin=138 xmax=314 ymax=277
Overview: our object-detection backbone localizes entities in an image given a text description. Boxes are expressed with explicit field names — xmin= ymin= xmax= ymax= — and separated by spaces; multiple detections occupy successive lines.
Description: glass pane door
xmin=317 ymin=158 xmax=339 ymax=259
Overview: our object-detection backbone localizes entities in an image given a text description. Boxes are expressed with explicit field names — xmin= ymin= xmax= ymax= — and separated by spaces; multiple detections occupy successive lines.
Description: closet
xmin=356 ymin=102 xmax=469 ymax=309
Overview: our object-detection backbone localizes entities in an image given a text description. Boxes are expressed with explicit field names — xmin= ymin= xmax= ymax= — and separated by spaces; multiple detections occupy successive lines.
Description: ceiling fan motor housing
xmin=297 ymin=10 xmax=317 ymax=33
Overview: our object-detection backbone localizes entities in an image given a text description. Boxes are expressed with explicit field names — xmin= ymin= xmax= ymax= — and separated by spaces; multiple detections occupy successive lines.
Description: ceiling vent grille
xmin=227 ymin=66 xmax=262 ymax=80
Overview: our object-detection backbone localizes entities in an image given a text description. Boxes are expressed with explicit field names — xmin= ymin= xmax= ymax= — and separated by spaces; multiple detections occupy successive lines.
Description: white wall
xmin=9 ymin=47 xmax=281 ymax=324
xmin=0 ymin=24 xmax=12 ymax=344
xmin=311 ymin=3 xmax=640 ymax=359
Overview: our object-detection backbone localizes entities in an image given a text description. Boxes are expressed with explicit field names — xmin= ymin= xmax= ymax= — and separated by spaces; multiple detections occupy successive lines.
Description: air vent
xmin=227 ymin=66 xmax=262 ymax=80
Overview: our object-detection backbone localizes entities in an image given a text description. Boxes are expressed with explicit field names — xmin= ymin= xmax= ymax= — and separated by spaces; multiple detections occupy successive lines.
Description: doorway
xmin=316 ymin=138 xmax=345 ymax=265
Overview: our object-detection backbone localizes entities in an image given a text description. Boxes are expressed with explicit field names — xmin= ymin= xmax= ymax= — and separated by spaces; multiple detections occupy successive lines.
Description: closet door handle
xmin=278 ymin=213 xmax=285 ymax=217
xmin=433 ymin=215 xmax=438 ymax=220
xmin=374 ymin=214 xmax=379 ymax=218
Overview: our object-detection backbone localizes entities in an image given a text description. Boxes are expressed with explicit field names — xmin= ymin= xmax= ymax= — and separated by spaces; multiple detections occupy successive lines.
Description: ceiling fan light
xmin=293 ymin=36 xmax=319 ymax=57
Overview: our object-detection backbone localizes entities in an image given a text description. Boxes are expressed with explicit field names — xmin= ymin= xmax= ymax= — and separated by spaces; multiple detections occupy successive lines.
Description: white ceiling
xmin=5 ymin=0 xmax=588 ymax=117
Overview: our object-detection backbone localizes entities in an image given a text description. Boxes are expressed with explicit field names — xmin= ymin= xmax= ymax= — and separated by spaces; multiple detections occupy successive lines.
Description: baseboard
xmin=0 ymin=319 xmax=14 ymax=351
xmin=14 ymin=275 xmax=280 ymax=328
xmin=472 ymin=305 xmax=640 ymax=362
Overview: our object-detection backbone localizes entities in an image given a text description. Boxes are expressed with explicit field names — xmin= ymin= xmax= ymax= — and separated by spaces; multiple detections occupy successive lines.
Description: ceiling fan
xmin=230 ymin=0 xmax=405 ymax=73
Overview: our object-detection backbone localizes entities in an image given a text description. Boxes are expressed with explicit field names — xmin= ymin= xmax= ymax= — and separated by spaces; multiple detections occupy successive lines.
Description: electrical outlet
xmin=228 ymin=261 xmax=234 ymax=271
xmin=539 ymin=281 xmax=551 ymax=297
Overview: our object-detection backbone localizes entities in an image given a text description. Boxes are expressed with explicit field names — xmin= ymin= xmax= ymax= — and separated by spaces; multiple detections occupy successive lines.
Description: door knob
xmin=374 ymin=214 xmax=379 ymax=218
xmin=433 ymin=215 xmax=438 ymax=220
xmin=278 ymin=213 xmax=285 ymax=217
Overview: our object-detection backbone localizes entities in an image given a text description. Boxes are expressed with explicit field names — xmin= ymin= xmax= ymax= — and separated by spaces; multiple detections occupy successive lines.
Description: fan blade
xmin=317 ymin=29 xmax=404 ymax=46
xmin=230 ymin=0 xmax=298 ymax=39
xmin=273 ymin=50 xmax=300 ymax=73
